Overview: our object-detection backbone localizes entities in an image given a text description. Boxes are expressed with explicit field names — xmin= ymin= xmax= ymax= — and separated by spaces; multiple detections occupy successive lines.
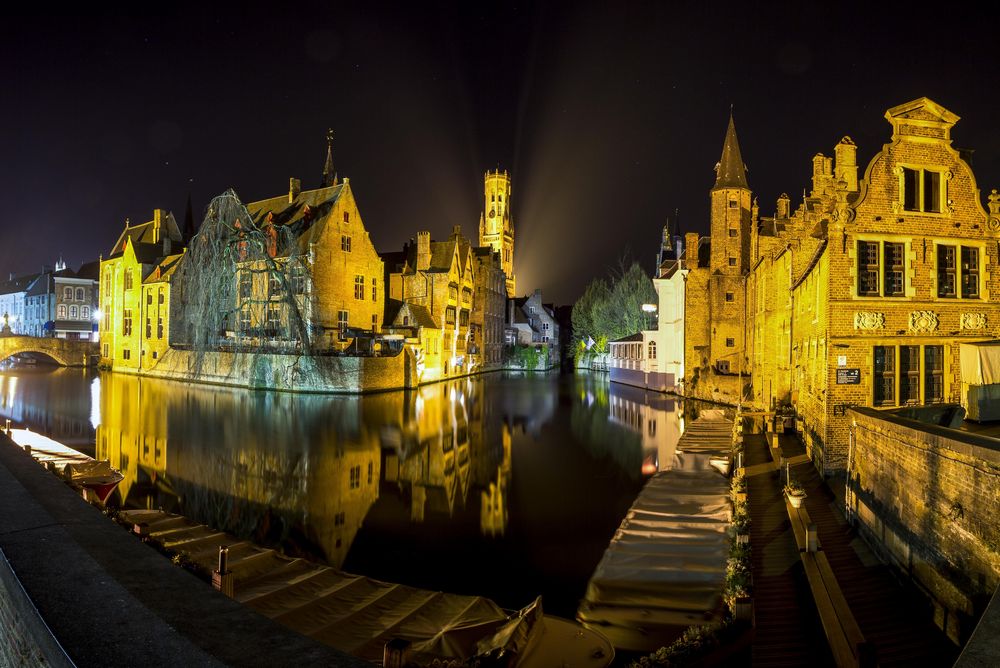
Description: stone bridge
xmin=0 ymin=335 xmax=98 ymax=367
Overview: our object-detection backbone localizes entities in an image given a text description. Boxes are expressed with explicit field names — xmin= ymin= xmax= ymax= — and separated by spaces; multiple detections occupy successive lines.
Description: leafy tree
xmin=571 ymin=259 xmax=656 ymax=345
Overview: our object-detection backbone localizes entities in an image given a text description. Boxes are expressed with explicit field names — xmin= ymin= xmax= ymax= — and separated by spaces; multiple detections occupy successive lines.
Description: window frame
xmin=855 ymin=237 xmax=910 ymax=298
xmin=898 ymin=164 xmax=947 ymax=215
xmin=934 ymin=241 xmax=984 ymax=300
xmin=873 ymin=344 xmax=947 ymax=406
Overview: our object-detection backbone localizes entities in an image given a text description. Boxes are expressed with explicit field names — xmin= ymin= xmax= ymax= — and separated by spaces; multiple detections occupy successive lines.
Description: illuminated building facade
xmin=99 ymin=209 xmax=184 ymax=369
xmin=689 ymin=97 xmax=1000 ymax=473
xmin=478 ymin=169 xmax=515 ymax=298
xmin=385 ymin=227 xmax=477 ymax=381
xmin=683 ymin=115 xmax=753 ymax=406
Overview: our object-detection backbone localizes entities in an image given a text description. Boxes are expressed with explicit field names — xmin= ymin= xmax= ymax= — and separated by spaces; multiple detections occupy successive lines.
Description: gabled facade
xmin=0 ymin=273 xmax=40 ymax=335
xmin=739 ymin=97 xmax=1000 ymax=473
xmin=99 ymin=209 xmax=183 ymax=369
xmin=386 ymin=226 xmax=477 ymax=381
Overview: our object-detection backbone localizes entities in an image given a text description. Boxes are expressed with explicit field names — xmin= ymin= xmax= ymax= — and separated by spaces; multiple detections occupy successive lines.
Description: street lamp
xmin=641 ymin=303 xmax=657 ymax=330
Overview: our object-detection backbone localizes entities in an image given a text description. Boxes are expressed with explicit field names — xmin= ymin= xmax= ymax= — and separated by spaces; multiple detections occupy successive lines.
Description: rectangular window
xmin=354 ymin=275 xmax=364 ymax=300
xmin=874 ymin=345 xmax=896 ymax=406
xmin=924 ymin=170 xmax=941 ymax=213
xmin=145 ymin=318 xmax=151 ymax=339
xmin=925 ymin=346 xmax=944 ymax=403
xmin=725 ymin=292 xmax=734 ymax=302
xmin=717 ymin=360 xmax=730 ymax=373
xmin=146 ymin=292 xmax=153 ymax=305
xmin=903 ymin=167 xmax=920 ymax=211
xmin=124 ymin=271 xmax=133 ymax=291
xmin=858 ymin=241 xmax=880 ymax=296
xmin=291 ymin=265 xmax=306 ymax=295
xmin=728 ymin=201 xmax=738 ymax=209
xmin=728 ymin=257 xmax=736 ymax=267
xmin=962 ymin=246 xmax=979 ymax=298
xmin=349 ymin=465 xmax=360 ymax=489
xmin=268 ymin=273 xmax=281 ymax=297
xmin=157 ymin=317 xmax=164 ymax=339
xmin=884 ymin=242 xmax=904 ymax=296
xmin=123 ymin=349 xmax=131 ymax=360
xmin=158 ymin=290 xmax=164 ymax=305
xmin=728 ymin=228 xmax=737 ymax=237
xmin=937 ymin=244 xmax=980 ymax=299
xmin=240 ymin=307 xmax=251 ymax=333
xmin=372 ymin=278 xmax=377 ymax=302
xmin=445 ymin=306 xmax=456 ymax=325
xmin=239 ymin=272 xmax=252 ymax=300
xmin=372 ymin=314 xmax=378 ymax=332
xmin=266 ymin=306 xmax=280 ymax=334
xmin=938 ymin=245 xmax=956 ymax=297
xmin=899 ymin=345 xmax=920 ymax=404
xmin=341 ymin=235 xmax=352 ymax=252
xmin=726 ymin=337 xmax=735 ymax=347
xmin=902 ymin=167 xmax=943 ymax=213
xmin=123 ymin=308 xmax=133 ymax=336
xmin=338 ymin=310 xmax=349 ymax=331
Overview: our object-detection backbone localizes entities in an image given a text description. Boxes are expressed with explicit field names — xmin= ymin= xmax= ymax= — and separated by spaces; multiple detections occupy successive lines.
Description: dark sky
xmin=5 ymin=2 xmax=1000 ymax=304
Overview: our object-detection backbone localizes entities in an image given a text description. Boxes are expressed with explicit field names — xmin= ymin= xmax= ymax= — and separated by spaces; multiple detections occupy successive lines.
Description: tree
xmin=571 ymin=259 xmax=656 ymax=345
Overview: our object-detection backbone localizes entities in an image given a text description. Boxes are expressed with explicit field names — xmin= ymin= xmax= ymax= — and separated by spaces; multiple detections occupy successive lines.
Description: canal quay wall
xmin=0 ymin=431 xmax=368 ymax=667
xmin=847 ymin=406 xmax=1000 ymax=645
xmin=124 ymin=347 xmax=417 ymax=393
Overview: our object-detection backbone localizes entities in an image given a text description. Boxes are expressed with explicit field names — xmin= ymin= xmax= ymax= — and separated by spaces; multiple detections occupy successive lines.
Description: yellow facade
xmin=736 ymin=97 xmax=1000 ymax=472
xmin=479 ymin=170 xmax=515 ymax=298
xmin=99 ymin=210 xmax=183 ymax=371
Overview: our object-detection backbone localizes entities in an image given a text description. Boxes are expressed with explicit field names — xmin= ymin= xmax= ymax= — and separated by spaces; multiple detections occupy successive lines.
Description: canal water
xmin=0 ymin=365 xmax=696 ymax=619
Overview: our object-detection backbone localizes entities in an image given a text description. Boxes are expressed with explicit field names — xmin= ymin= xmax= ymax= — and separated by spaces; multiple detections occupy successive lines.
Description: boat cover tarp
xmin=579 ymin=455 xmax=729 ymax=615
xmin=960 ymin=341 xmax=1000 ymax=385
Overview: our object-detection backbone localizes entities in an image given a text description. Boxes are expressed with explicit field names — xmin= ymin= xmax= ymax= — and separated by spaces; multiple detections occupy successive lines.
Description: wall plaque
xmin=836 ymin=368 xmax=861 ymax=384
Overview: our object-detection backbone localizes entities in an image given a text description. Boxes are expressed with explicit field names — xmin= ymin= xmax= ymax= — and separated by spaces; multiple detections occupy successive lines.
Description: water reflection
xmin=0 ymin=366 xmax=97 ymax=454
xmin=0 ymin=366 xmax=695 ymax=617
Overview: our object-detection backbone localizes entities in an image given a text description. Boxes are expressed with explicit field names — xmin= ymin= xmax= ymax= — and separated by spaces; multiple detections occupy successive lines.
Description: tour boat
xmin=7 ymin=428 xmax=124 ymax=503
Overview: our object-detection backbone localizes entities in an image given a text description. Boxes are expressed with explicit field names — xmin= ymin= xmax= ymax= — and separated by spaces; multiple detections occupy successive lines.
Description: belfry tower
xmin=479 ymin=169 xmax=515 ymax=297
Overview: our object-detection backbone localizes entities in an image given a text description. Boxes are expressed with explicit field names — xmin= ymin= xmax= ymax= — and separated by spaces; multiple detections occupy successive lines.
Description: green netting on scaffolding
xmin=171 ymin=189 xmax=313 ymax=362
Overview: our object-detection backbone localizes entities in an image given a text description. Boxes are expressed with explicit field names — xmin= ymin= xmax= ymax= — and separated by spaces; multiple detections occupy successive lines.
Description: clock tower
xmin=478 ymin=169 xmax=515 ymax=297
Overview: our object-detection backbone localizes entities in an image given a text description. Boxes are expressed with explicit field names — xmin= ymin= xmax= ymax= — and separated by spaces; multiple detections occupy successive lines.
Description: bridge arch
xmin=0 ymin=336 xmax=98 ymax=367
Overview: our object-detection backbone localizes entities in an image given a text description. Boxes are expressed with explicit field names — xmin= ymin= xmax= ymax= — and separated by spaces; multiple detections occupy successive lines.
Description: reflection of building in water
xmin=94 ymin=371 xmax=379 ymax=568
xmin=0 ymin=369 xmax=97 ymax=451
xmin=607 ymin=383 xmax=684 ymax=474
xmin=380 ymin=379 xmax=511 ymax=535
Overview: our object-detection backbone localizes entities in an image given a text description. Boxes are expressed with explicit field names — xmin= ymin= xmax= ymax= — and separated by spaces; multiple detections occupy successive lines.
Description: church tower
xmin=478 ymin=169 xmax=515 ymax=297
xmin=708 ymin=113 xmax=752 ymax=397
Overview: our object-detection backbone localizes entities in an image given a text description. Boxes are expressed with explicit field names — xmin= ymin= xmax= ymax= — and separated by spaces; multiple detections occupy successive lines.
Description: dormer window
xmin=901 ymin=167 xmax=943 ymax=213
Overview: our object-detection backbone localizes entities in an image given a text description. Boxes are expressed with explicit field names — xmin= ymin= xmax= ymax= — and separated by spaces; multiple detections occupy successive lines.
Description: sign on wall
xmin=836 ymin=368 xmax=861 ymax=385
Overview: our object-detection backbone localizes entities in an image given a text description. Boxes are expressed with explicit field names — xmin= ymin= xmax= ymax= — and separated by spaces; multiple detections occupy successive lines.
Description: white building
xmin=0 ymin=273 xmax=39 ymax=334
xmin=608 ymin=227 xmax=693 ymax=393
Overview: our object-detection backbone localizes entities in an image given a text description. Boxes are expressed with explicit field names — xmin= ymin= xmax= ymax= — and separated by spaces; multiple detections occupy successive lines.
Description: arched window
xmin=76 ymin=287 xmax=84 ymax=301
xmin=57 ymin=304 xmax=67 ymax=319
xmin=82 ymin=306 xmax=90 ymax=320
xmin=69 ymin=305 xmax=78 ymax=319
xmin=648 ymin=341 xmax=657 ymax=360
xmin=63 ymin=287 xmax=72 ymax=300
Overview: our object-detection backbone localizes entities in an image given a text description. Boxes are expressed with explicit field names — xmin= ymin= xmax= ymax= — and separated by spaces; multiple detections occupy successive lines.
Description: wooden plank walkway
xmin=782 ymin=434 xmax=960 ymax=667
xmin=745 ymin=432 xmax=833 ymax=666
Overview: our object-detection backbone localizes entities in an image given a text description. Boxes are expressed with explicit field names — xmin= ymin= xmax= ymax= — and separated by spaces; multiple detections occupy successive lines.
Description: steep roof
xmin=109 ymin=212 xmax=183 ymax=260
xmin=0 ymin=273 xmax=40 ymax=296
xmin=144 ymin=253 xmax=185 ymax=284
xmin=76 ymin=260 xmax=100 ymax=280
xmin=246 ymin=183 xmax=345 ymax=236
xmin=713 ymin=114 xmax=749 ymax=190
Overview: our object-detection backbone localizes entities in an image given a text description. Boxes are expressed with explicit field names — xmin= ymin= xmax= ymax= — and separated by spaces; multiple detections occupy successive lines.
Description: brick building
xmin=731 ymin=97 xmax=1000 ymax=473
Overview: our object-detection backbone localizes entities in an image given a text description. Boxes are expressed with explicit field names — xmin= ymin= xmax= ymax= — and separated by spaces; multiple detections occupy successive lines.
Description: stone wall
xmin=848 ymin=406 xmax=1000 ymax=644
xmin=123 ymin=347 xmax=415 ymax=393
xmin=0 ymin=551 xmax=65 ymax=667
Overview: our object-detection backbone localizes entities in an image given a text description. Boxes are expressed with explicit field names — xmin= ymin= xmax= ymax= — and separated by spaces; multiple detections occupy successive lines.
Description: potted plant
xmin=785 ymin=479 xmax=806 ymax=508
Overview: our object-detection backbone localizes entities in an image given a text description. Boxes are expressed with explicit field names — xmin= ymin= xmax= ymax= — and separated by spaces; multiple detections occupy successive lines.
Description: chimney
xmin=811 ymin=154 xmax=826 ymax=194
xmin=776 ymin=193 xmax=791 ymax=219
xmin=289 ymin=177 xmax=301 ymax=203
xmin=152 ymin=208 xmax=166 ymax=243
xmin=452 ymin=225 xmax=462 ymax=239
xmin=685 ymin=232 xmax=700 ymax=269
xmin=834 ymin=137 xmax=858 ymax=192
xmin=416 ymin=231 xmax=431 ymax=271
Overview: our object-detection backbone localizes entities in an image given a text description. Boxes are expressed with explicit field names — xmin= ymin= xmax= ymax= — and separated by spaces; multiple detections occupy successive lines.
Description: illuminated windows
xmin=648 ymin=341 xmax=656 ymax=359
xmin=354 ymin=275 xmax=364 ymax=299
xmin=725 ymin=292 xmax=734 ymax=302
xmin=857 ymin=240 xmax=905 ymax=297
xmin=349 ymin=465 xmax=361 ymax=489
xmin=937 ymin=244 xmax=979 ymax=298
xmin=123 ymin=308 xmax=133 ymax=336
xmin=874 ymin=345 xmax=945 ymax=406
xmin=290 ymin=265 xmax=306 ymax=295
xmin=124 ymin=270 xmax=134 ymax=291
xmin=902 ymin=167 xmax=943 ymax=213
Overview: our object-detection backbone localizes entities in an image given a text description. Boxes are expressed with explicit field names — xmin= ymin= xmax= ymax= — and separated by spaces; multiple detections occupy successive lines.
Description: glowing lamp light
xmin=92 ymin=308 xmax=103 ymax=322
xmin=641 ymin=304 xmax=658 ymax=313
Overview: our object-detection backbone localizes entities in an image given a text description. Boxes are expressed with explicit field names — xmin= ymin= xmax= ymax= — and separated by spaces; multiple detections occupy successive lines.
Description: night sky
xmin=6 ymin=2 xmax=1000 ymax=304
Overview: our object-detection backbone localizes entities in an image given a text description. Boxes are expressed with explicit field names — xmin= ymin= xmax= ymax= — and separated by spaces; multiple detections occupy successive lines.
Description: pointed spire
xmin=713 ymin=112 xmax=749 ymax=190
xmin=321 ymin=129 xmax=337 ymax=187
